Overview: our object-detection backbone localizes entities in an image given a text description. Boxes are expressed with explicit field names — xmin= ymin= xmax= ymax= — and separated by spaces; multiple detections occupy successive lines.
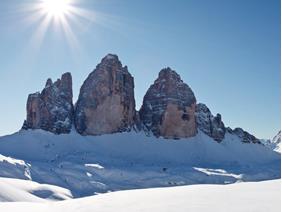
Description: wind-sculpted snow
xmin=0 ymin=130 xmax=280 ymax=197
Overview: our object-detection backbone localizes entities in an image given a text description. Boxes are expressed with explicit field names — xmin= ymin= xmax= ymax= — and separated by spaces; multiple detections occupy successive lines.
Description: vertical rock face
xmin=75 ymin=54 xmax=136 ymax=135
xmin=23 ymin=72 xmax=73 ymax=134
xmin=195 ymin=103 xmax=226 ymax=142
xmin=139 ymin=68 xmax=197 ymax=139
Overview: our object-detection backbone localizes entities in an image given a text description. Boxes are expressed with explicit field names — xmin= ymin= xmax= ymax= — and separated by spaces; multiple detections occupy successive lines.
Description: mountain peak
xmin=140 ymin=68 xmax=197 ymax=139
xmin=96 ymin=54 xmax=127 ymax=74
xmin=158 ymin=67 xmax=181 ymax=82
xmin=75 ymin=54 xmax=136 ymax=135
xmin=23 ymin=72 xmax=73 ymax=134
xmin=45 ymin=78 xmax=53 ymax=87
xmin=101 ymin=54 xmax=120 ymax=64
xmin=103 ymin=53 xmax=119 ymax=60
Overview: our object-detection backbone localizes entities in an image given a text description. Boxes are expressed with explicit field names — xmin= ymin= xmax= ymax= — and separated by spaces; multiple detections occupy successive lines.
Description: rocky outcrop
xmin=139 ymin=68 xmax=197 ymax=139
xmin=231 ymin=128 xmax=260 ymax=144
xmin=195 ymin=103 xmax=226 ymax=142
xmin=22 ymin=73 xmax=73 ymax=134
xmin=75 ymin=54 xmax=136 ymax=135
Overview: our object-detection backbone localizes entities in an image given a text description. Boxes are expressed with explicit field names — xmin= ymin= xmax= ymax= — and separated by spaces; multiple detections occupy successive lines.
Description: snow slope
xmin=0 ymin=130 xmax=280 ymax=197
xmin=0 ymin=179 xmax=280 ymax=212
xmin=0 ymin=177 xmax=72 ymax=202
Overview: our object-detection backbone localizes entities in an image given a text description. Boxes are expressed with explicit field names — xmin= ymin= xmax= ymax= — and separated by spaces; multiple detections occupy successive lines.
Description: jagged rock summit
xmin=195 ymin=103 xmax=226 ymax=142
xmin=139 ymin=67 xmax=197 ymax=139
xmin=22 ymin=72 xmax=73 ymax=134
xmin=229 ymin=127 xmax=260 ymax=144
xmin=74 ymin=54 xmax=136 ymax=135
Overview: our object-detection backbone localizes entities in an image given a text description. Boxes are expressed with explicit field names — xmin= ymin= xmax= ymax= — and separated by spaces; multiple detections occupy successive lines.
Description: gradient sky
xmin=0 ymin=0 xmax=280 ymax=139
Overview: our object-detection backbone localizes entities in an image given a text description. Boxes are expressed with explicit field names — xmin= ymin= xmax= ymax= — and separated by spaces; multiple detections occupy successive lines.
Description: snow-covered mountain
xmin=261 ymin=131 xmax=281 ymax=153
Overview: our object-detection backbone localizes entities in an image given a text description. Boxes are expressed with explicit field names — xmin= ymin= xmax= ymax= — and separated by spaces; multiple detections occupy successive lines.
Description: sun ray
xmin=13 ymin=0 xmax=126 ymax=64
xmin=30 ymin=13 xmax=53 ymax=49
xmin=59 ymin=14 xmax=82 ymax=62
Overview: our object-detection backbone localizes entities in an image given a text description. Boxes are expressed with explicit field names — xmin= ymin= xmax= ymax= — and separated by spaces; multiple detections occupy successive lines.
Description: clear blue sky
xmin=0 ymin=0 xmax=280 ymax=138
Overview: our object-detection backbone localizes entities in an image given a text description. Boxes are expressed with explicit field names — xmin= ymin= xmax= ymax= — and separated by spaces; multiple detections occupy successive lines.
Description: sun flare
xmin=41 ymin=0 xmax=71 ymax=17
xmin=21 ymin=0 xmax=108 ymax=57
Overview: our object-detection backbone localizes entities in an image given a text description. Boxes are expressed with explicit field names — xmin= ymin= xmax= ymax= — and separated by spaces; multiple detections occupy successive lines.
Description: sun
xmin=41 ymin=0 xmax=71 ymax=17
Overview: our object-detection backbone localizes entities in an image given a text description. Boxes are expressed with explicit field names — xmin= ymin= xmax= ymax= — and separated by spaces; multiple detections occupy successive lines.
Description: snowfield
xmin=0 ymin=179 xmax=280 ymax=212
xmin=0 ymin=130 xmax=280 ymax=197
xmin=0 ymin=177 xmax=72 ymax=202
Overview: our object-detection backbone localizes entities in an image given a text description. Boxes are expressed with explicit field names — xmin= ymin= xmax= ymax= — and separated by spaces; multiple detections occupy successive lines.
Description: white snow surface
xmin=0 ymin=177 xmax=72 ymax=202
xmin=0 ymin=179 xmax=280 ymax=212
xmin=0 ymin=129 xmax=280 ymax=198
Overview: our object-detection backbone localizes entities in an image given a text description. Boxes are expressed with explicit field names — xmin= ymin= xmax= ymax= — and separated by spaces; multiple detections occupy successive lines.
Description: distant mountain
xmin=261 ymin=131 xmax=281 ymax=153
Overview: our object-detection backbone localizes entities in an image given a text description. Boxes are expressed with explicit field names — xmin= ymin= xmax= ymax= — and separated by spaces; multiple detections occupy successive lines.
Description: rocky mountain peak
xmin=150 ymin=67 xmax=196 ymax=106
xmin=97 ymin=54 xmax=125 ymax=72
xmin=195 ymin=103 xmax=226 ymax=142
xmin=157 ymin=67 xmax=181 ymax=82
xmin=75 ymin=54 xmax=136 ymax=135
xmin=102 ymin=53 xmax=120 ymax=61
xmin=139 ymin=68 xmax=197 ymax=139
xmin=45 ymin=78 xmax=53 ymax=87
xmin=22 ymin=72 xmax=74 ymax=134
